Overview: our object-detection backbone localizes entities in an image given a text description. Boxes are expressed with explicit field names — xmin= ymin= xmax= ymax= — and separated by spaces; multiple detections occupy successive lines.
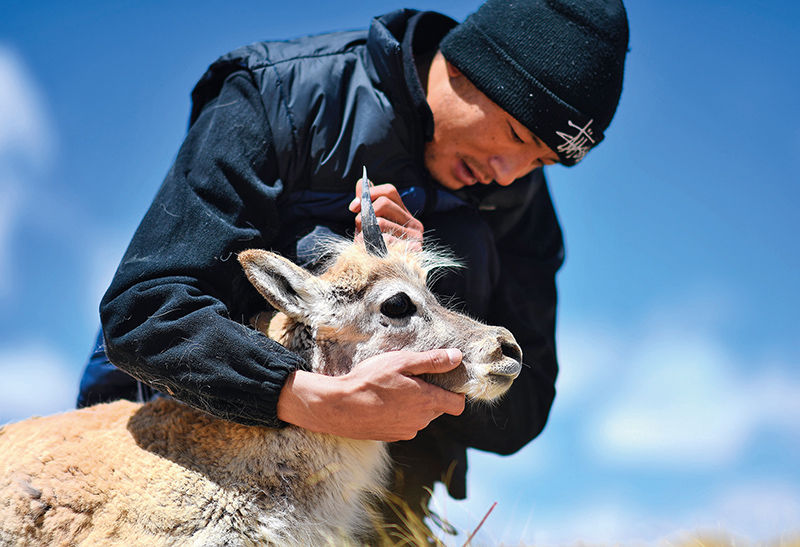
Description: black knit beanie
xmin=440 ymin=0 xmax=629 ymax=165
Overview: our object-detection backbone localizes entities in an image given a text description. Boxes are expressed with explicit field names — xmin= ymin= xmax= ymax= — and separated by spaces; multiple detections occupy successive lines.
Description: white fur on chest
xmin=196 ymin=427 xmax=389 ymax=545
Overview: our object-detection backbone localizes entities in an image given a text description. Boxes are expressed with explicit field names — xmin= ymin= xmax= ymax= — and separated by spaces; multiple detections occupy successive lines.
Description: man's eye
xmin=380 ymin=292 xmax=416 ymax=319
xmin=509 ymin=122 xmax=524 ymax=143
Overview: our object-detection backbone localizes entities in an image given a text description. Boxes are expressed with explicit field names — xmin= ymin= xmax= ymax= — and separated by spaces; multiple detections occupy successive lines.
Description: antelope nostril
xmin=500 ymin=341 xmax=522 ymax=362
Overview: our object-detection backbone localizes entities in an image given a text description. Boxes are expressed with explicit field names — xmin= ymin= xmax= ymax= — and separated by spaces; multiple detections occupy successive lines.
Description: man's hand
xmin=277 ymin=349 xmax=466 ymax=441
xmin=349 ymin=179 xmax=424 ymax=251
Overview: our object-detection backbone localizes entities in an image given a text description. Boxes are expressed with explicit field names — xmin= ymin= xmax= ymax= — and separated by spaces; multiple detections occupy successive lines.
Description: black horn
xmin=360 ymin=166 xmax=388 ymax=257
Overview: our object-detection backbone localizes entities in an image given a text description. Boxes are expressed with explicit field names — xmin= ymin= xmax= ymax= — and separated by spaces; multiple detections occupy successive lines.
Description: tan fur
xmin=0 ymin=240 xmax=522 ymax=545
xmin=0 ymin=400 xmax=386 ymax=545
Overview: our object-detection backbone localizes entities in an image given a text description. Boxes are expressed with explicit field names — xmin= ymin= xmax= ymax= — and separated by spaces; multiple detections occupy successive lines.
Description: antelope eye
xmin=380 ymin=292 xmax=416 ymax=319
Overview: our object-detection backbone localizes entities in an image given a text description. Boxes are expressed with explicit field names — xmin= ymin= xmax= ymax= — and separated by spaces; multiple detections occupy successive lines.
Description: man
xmin=79 ymin=0 xmax=629 ymax=536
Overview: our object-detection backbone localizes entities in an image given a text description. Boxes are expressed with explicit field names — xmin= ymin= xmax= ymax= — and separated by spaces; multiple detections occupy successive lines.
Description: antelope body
xmin=0 ymin=234 xmax=522 ymax=545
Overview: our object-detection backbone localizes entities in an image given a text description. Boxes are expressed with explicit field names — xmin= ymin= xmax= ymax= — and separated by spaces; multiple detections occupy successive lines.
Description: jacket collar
xmin=367 ymin=10 xmax=458 ymax=144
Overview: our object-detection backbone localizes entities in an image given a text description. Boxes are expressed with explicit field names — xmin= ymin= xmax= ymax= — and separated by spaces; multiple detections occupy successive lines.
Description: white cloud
xmin=0 ymin=46 xmax=55 ymax=299
xmin=535 ymin=482 xmax=800 ymax=545
xmin=0 ymin=182 xmax=21 ymax=297
xmin=0 ymin=342 xmax=80 ymax=425
xmin=590 ymin=328 xmax=755 ymax=467
xmin=588 ymin=324 xmax=800 ymax=468
xmin=550 ymin=300 xmax=800 ymax=469
xmin=89 ymin=240 xmax=123 ymax=305
xmin=703 ymin=481 xmax=800 ymax=540
xmin=0 ymin=46 xmax=53 ymax=164
xmin=79 ymin=232 xmax=128 ymax=334
xmin=525 ymin=502 xmax=663 ymax=546
xmin=555 ymin=322 xmax=624 ymax=407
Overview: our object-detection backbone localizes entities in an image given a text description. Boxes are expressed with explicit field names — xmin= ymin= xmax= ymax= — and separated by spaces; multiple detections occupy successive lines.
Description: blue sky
xmin=1 ymin=1 xmax=798 ymax=544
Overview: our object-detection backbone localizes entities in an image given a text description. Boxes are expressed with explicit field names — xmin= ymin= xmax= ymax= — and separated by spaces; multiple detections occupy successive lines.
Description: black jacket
xmin=100 ymin=9 xmax=564 ymax=500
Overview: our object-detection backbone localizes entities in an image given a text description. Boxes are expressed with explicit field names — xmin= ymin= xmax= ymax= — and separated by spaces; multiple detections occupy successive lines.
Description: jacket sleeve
xmin=438 ymin=172 xmax=564 ymax=454
xmin=100 ymin=70 xmax=306 ymax=427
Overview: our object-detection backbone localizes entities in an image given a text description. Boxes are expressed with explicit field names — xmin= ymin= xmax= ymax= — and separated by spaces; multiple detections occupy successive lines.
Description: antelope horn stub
xmin=360 ymin=166 xmax=388 ymax=257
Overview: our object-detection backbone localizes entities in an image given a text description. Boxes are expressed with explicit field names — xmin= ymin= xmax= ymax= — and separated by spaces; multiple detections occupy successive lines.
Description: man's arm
xmin=101 ymin=70 xmax=305 ymax=427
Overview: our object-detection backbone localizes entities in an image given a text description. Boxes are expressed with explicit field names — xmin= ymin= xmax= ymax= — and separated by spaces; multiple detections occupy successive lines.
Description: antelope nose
xmin=492 ymin=359 xmax=522 ymax=379
xmin=500 ymin=340 xmax=522 ymax=363
xmin=493 ymin=334 xmax=522 ymax=378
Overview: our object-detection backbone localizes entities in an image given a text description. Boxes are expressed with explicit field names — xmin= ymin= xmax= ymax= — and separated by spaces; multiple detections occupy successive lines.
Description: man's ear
xmin=238 ymin=249 xmax=327 ymax=322
xmin=445 ymin=58 xmax=463 ymax=78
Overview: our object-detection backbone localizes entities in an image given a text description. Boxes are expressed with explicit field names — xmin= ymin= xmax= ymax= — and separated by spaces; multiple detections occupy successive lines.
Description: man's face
xmin=424 ymin=55 xmax=559 ymax=191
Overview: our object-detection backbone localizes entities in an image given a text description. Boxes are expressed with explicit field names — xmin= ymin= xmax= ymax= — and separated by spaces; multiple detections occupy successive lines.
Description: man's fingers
xmin=442 ymin=392 xmax=466 ymax=416
xmin=354 ymin=193 xmax=417 ymax=225
xmin=351 ymin=182 xmax=411 ymax=213
xmin=401 ymin=348 xmax=463 ymax=376
xmin=351 ymin=180 xmax=424 ymax=248
xmin=372 ymin=197 xmax=424 ymax=231
xmin=355 ymin=215 xmax=423 ymax=240
xmin=404 ymin=376 xmax=466 ymax=421
xmin=417 ymin=379 xmax=466 ymax=418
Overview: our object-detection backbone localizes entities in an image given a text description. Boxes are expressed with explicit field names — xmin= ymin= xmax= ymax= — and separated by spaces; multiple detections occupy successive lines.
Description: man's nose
xmin=488 ymin=155 xmax=524 ymax=185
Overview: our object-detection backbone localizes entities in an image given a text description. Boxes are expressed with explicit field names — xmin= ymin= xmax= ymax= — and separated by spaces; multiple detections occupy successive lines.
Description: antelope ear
xmin=238 ymin=249 xmax=327 ymax=321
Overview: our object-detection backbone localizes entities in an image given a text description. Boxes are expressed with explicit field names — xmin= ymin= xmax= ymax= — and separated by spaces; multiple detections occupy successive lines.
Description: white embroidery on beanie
xmin=556 ymin=119 xmax=595 ymax=162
